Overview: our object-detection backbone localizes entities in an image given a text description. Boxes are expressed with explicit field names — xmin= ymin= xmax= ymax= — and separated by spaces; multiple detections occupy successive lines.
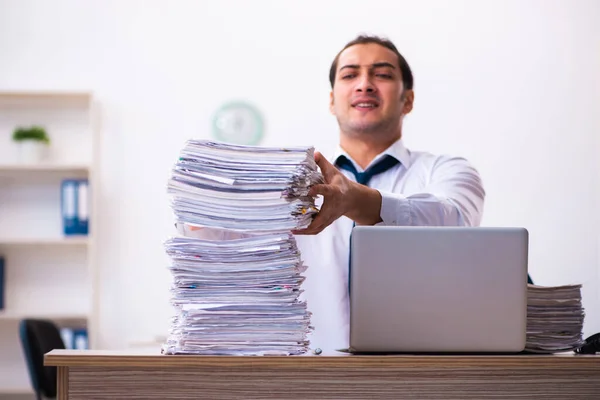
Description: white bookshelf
xmin=0 ymin=90 xmax=99 ymax=395
xmin=0 ymin=164 xmax=90 ymax=171
xmin=0 ymin=237 xmax=89 ymax=246
xmin=0 ymin=311 xmax=88 ymax=322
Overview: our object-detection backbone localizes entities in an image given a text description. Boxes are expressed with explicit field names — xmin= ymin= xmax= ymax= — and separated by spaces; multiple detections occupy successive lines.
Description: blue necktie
xmin=336 ymin=154 xmax=400 ymax=186
xmin=335 ymin=154 xmax=400 ymax=295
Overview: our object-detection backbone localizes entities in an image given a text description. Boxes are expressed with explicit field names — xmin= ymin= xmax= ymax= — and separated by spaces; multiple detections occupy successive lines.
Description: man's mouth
xmin=352 ymin=99 xmax=380 ymax=109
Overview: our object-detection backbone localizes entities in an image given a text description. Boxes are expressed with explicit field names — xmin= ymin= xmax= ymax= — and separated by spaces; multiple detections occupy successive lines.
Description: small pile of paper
xmin=162 ymin=140 xmax=322 ymax=356
xmin=525 ymin=284 xmax=585 ymax=353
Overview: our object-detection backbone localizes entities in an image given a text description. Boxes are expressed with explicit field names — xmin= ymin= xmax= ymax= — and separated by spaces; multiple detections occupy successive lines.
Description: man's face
xmin=330 ymin=43 xmax=413 ymax=138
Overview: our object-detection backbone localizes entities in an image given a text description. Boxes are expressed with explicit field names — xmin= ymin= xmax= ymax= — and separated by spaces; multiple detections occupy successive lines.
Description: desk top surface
xmin=44 ymin=349 xmax=600 ymax=369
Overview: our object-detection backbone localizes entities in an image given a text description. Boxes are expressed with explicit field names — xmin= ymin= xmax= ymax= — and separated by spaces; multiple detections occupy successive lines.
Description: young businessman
xmin=293 ymin=35 xmax=486 ymax=353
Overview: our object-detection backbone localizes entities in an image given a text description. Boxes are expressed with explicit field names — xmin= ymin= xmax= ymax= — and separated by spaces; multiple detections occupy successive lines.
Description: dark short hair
xmin=329 ymin=34 xmax=414 ymax=91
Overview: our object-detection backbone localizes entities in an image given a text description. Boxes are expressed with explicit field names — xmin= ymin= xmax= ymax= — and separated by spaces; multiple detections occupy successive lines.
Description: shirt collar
xmin=329 ymin=137 xmax=411 ymax=172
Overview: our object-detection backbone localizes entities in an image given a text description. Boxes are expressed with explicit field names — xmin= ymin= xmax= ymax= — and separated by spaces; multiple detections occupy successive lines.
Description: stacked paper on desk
xmin=162 ymin=233 xmax=310 ymax=355
xmin=166 ymin=140 xmax=322 ymax=233
xmin=525 ymin=284 xmax=585 ymax=353
xmin=162 ymin=140 xmax=322 ymax=356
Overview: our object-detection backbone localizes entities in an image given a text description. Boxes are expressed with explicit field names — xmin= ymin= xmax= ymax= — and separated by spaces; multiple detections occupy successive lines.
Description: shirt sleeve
xmin=377 ymin=156 xmax=485 ymax=227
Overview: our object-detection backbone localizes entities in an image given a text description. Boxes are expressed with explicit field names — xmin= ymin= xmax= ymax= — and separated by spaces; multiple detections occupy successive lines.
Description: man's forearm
xmin=344 ymin=182 xmax=383 ymax=225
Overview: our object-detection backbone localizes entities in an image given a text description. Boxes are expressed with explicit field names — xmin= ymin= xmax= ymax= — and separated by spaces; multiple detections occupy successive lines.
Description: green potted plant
xmin=12 ymin=125 xmax=50 ymax=163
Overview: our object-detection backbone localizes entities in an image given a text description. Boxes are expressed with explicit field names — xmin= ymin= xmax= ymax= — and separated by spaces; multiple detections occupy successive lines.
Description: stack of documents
xmin=162 ymin=233 xmax=311 ymax=355
xmin=525 ymin=284 xmax=585 ymax=353
xmin=166 ymin=140 xmax=323 ymax=233
xmin=162 ymin=140 xmax=322 ymax=356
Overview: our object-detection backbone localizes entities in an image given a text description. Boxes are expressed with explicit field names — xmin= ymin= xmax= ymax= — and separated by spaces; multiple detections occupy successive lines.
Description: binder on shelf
xmin=73 ymin=328 xmax=89 ymax=349
xmin=0 ymin=256 xmax=4 ymax=310
xmin=60 ymin=327 xmax=74 ymax=349
xmin=59 ymin=327 xmax=88 ymax=349
xmin=77 ymin=179 xmax=89 ymax=235
xmin=61 ymin=179 xmax=78 ymax=235
xmin=61 ymin=178 xmax=91 ymax=236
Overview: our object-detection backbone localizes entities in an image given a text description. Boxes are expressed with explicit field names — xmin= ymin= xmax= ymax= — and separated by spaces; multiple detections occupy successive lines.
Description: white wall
xmin=1 ymin=0 xmax=598 ymax=348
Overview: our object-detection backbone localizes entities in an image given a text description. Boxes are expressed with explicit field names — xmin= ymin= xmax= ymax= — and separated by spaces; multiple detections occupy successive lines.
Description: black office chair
xmin=19 ymin=319 xmax=65 ymax=400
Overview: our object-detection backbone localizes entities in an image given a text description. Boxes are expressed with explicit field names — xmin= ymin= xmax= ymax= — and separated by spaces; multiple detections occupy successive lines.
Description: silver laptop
xmin=349 ymin=226 xmax=528 ymax=353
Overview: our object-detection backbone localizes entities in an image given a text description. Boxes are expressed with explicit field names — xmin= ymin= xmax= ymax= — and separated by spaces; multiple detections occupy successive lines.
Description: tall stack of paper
xmin=162 ymin=140 xmax=322 ymax=356
xmin=525 ymin=284 xmax=585 ymax=353
xmin=167 ymin=140 xmax=322 ymax=233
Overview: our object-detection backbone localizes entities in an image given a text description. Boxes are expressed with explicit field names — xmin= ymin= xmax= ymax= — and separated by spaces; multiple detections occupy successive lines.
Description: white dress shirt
xmin=294 ymin=138 xmax=485 ymax=354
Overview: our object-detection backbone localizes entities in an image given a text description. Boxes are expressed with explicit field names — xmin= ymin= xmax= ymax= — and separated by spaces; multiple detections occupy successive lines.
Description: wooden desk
xmin=45 ymin=350 xmax=600 ymax=399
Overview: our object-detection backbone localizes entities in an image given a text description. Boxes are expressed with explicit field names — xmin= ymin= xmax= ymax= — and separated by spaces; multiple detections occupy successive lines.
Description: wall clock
xmin=211 ymin=101 xmax=265 ymax=145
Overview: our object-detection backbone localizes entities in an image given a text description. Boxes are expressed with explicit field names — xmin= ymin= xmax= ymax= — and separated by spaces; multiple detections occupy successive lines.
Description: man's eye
xmin=341 ymin=74 xmax=355 ymax=79
xmin=377 ymin=74 xmax=392 ymax=79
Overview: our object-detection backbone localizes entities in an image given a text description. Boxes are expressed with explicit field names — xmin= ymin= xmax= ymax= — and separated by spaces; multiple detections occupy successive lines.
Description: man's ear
xmin=401 ymin=90 xmax=414 ymax=115
xmin=329 ymin=91 xmax=335 ymax=115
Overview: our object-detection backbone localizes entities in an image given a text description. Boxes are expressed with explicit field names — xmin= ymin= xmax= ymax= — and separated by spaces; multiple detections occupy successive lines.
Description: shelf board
xmin=0 ymin=386 xmax=33 ymax=395
xmin=0 ymin=90 xmax=91 ymax=98
xmin=0 ymin=164 xmax=90 ymax=173
xmin=0 ymin=311 xmax=88 ymax=322
xmin=0 ymin=91 xmax=92 ymax=107
xmin=0 ymin=237 xmax=89 ymax=246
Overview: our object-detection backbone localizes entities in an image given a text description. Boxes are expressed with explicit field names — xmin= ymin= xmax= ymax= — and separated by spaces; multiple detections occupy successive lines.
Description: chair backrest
xmin=19 ymin=319 xmax=65 ymax=399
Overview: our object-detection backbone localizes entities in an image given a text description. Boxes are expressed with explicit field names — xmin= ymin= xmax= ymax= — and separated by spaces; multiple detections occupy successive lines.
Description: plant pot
xmin=17 ymin=140 xmax=48 ymax=164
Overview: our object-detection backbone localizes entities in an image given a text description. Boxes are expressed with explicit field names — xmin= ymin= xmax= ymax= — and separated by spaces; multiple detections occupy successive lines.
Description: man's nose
xmin=355 ymin=74 xmax=375 ymax=93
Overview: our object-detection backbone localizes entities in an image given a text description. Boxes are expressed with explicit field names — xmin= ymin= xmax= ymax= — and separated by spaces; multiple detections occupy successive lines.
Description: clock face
xmin=212 ymin=102 xmax=264 ymax=145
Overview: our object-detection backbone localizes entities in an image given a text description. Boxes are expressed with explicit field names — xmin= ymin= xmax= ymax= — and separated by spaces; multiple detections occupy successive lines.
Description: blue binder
xmin=73 ymin=328 xmax=89 ymax=349
xmin=0 ymin=256 xmax=4 ymax=310
xmin=61 ymin=179 xmax=79 ymax=235
xmin=76 ymin=179 xmax=89 ymax=235
xmin=59 ymin=327 xmax=88 ymax=349
xmin=60 ymin=327 xmax=74 ymax=349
